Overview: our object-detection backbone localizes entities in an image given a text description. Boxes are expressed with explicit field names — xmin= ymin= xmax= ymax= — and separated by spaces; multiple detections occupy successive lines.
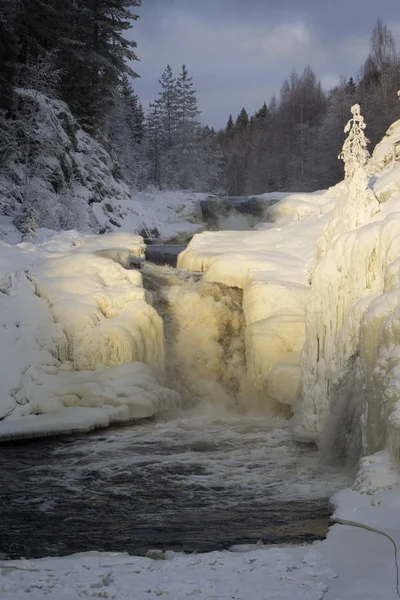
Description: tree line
xmin=0 ymin=0 xmax=222 ymax=199
xmin=217 ymin=19 xmax=400 ymax=195
xmin=1 ymin=5 xmax=400 ymax=215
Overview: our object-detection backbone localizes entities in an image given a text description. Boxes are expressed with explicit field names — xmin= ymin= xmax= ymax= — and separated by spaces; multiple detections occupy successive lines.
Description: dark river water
xmin=145 ymin=245 xmax=186 ymax=267
xmin=0 ymin=410 xmax=351 ymax=560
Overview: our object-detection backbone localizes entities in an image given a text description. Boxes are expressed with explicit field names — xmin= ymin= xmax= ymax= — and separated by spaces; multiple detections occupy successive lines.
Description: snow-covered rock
xmin=0 ymin=90 xmax=206 ymax=241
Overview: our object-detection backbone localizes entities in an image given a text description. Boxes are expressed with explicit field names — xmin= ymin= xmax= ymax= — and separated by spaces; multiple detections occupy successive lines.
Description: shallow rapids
xmin=0 ymin=261 xmax=352 ymax=560
xmin=0 ymin=411 xmax=352 ymax=559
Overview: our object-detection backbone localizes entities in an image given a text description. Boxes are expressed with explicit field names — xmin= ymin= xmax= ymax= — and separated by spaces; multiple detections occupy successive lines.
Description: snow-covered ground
xmin=93 ymin=189 xmax=207 ymax=243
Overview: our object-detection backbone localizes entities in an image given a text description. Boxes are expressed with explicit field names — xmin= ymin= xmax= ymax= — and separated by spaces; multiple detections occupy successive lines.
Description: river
xmin=0 ymin=258 xmax=352 ymax=560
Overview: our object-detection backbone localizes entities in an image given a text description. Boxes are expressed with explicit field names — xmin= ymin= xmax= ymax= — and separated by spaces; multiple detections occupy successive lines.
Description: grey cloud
xmin=130 ymin=0 xmax=400 ymax=128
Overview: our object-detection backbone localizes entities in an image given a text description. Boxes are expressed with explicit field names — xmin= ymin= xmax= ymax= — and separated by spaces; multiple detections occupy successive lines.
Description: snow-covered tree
xmin=7 ymin=52 xmax=63 ymax=236
xmin=146 ymin=64 xmax=223 ymax=192
xmin=175 ymin=65 xmax=200 ymax=140
xmin=157 ymin=65 xmax=178 ymax=151
xmin=107 ymin=76 xmax=148 ymax=190
xmin=146 ymin=102 xmax=162 ymax=187
xmin=339 ymin=104 xmax=370 ymax=179
xmin=173 ymin=64 xmax=202 ymax=188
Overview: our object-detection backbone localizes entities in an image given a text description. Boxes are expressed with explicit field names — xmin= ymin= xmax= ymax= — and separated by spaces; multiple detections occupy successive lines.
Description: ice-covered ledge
xmin=294 ymin=119 xmax=400 ymax=461
xmin=0 ymin=232 xmax=179 ymax=440
xmin=178 ymin=191 xmax=333 ymax=409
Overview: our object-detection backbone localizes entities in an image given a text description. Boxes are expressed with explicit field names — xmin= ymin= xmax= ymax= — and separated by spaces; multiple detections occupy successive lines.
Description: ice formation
xmin=179 ymin=122 xmax=400 ymax=465
xmin=297 ymin=125 xmax=400 ymax=463
xmin=178 ymin=191 xmax=332 ymax=408
xmin=0 ymin=232 xmax=179 ymax=439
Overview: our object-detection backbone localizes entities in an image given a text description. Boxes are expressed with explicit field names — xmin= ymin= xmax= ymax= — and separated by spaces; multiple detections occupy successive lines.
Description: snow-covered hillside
xmin=0 ymin=90 xmax=206 ymax=243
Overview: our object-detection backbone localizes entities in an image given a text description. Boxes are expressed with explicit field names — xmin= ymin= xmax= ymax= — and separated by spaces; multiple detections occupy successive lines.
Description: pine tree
xmin=176 ymin=64 xmax=200 ymax=139
xmin=346 ymin=78 xmax=357 ymax=95
xmin=146 ymin=102 xmax=162 ymax=187
xmin=60 ymin=0 xmax=141 ymax=130
xmin=173 ymin=64 xmax=201 ymax=188
xmin=108 ymin=76 xmax=148 ymax=189
xmin=254 ymin=102 xmax=268 ymax=122
xmin=146 ymin=64 xmax=223 ymax=191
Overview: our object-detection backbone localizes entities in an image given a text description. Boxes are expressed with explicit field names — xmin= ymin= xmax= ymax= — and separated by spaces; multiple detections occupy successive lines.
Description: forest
xmin=1 ymin=1 xmax=400 ymax=211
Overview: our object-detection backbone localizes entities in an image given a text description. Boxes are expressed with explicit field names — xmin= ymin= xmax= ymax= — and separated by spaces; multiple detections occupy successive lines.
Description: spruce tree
xmin=236 ymin=108 xmax=249 ymax=130
xmin=157 ymin=64 xmax=178 ymax=152
xmin=226 ymin=115 xmax=234 ymax=132
xmin=146 ymin=102 xmax=162 ymax=187
xmin=58 ymin=0 xmax=141 ymax=130
xmin=108 ymin=75 xmax=148 ymax=189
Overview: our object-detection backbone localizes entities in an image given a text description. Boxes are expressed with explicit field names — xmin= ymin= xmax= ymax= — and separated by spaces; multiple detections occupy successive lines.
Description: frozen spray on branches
xmin=339 ymin=104 xmax=370 ymax=179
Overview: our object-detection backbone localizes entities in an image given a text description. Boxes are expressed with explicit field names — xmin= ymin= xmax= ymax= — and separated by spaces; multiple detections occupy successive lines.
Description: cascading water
xmin=0 ymin=260 xmax=353 ymax=560
xmin=142 ymin=264 xmax=249 ymax=412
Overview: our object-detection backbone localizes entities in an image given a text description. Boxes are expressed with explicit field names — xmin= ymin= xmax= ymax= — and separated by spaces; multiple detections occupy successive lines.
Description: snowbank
xmin=0 ymin=542 xmax=335 ymax=600
xmin=0 ymin=232 xmax=179 ymax=439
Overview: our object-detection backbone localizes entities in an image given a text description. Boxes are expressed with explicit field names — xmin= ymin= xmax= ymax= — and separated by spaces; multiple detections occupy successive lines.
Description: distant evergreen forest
xmin=1 ymin=3 xmax=399 ymax=199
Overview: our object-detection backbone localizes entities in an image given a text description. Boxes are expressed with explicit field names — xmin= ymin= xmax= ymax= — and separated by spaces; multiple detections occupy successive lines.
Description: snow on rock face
xmin=0 ymin=90 xmax=131 ymax=233
xmin=0 ymin=232 xmax=179 ymax=440
xmin=0 ymin=91 xmax=206 ymax=241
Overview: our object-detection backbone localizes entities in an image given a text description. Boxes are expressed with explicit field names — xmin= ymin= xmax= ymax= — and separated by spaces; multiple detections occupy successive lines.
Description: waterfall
xmin=142 ymin=264 xmax=251 ymax=413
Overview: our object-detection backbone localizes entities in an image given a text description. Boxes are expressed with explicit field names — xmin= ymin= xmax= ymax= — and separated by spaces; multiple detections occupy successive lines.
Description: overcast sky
xmin=129 ymin=0 xmax=400 ymax=129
